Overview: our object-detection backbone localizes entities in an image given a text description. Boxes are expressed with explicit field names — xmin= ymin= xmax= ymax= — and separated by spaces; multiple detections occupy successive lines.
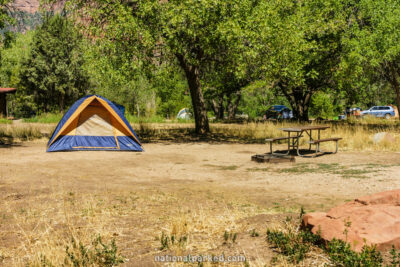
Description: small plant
xmin=266 ymin=228 xmax=322 ymax=263
xmin=223 ymin=231 xmax=238 ymax=244
xmin=390 ymin=245 xmax=400 ymax=266
xmin=159 ymin=232 xmax=187 ymax=250
xmin=250 ymin=229 xmax=259 ymax=237
xmin=40 ymin=254 xmax=54 ymax=267
xmin=326 ymin=238 xmax=382 ymax=267
xmin=160 ymin=232 xmax=169 ymax=250
xmin=64 ymin=235 xmax=125 ymax=266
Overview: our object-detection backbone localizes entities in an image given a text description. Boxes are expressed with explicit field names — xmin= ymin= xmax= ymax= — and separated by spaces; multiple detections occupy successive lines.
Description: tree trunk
xmin=176 ymin=53 xmax=209 ymax=134
xmin=59 ymin=94 xmax=65 ymax=113
xmin=227 ymin=91 xmax=241 ymax=120
xmin=211 ymin=94 xmax=224 ymax=120
xmin=390 ymin=65 xmax=400 ymax=120
xmin=283 ymin=87 xmax=312 ymax=121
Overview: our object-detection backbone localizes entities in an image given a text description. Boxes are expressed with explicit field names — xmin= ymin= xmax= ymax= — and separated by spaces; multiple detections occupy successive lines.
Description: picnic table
xmin=266 ymin=125 xmax=342 ymax=157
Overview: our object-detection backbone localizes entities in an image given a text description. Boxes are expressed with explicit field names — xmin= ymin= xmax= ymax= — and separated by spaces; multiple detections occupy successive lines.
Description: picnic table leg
xmin=296 ymin=131 xmax=303 ymax=157
xmin=308 ymin=130 xmax=312 ymax=151
xmin=317 ymin=129 xmax=321 ymax=153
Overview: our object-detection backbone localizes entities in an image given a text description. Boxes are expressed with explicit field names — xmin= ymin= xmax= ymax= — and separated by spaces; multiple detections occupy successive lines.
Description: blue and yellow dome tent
xmin=47 ymin=95 xmax=143 ymax=152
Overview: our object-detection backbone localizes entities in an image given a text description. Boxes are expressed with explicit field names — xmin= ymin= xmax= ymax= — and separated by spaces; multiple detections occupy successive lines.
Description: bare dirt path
xmin=1 ymin=142 xmax=400 ymax=266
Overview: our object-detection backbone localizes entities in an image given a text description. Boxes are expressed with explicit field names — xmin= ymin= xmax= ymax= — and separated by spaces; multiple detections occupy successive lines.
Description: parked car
xmin=361 ymin=106 xmax=395 ymax=119
xmin=264 ymin=105 xmax=293 ymax=120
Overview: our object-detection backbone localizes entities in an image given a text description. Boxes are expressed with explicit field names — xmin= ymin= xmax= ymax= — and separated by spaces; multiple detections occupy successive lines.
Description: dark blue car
xmin=264 ymin=105 xmax=293 ymax=119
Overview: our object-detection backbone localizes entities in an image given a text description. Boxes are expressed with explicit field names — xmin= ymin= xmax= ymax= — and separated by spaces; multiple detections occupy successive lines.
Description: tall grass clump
xmin=0 ymin=124 xmax=45 ymax=141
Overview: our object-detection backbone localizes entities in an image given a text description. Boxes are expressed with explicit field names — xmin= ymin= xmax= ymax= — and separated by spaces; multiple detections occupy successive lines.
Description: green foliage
xmin=340 ymin=0 xmax=400 ymax=112
xmin=0 ymin=31 xmax=33 ymax=88
xmin=309 ymin=92 xmax=336 ymax=119
xmin=390 ymin=245 xmax=400 ymax=266
xmin=18 ymin=14 xmax=90 ymax=116
xmin=239 ymin=80 xmax=289 ymax=119
xmin=267 ymin=207 xmax=388 ymax=266
xmin=249 ymin=0 xmax=346 ymax=120
xmin=64 ymin=235 xmax=125 ymax=266
xmin=326 ymin=238 xmax=382 ymax=267
xmin=267 ymin=227 xmax=386 ymax=266
xmin=267 ymin=228 xmax=322 ymax=263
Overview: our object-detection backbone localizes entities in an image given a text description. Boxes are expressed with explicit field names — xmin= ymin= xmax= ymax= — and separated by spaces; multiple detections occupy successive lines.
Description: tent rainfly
xmin=47 ymin=95 xmax=143 ymax=152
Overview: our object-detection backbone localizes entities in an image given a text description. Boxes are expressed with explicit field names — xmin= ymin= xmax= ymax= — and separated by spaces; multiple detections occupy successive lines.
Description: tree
xmin=64 ymin=0 xmax=257 ymax=133
xmin=18 ymin=14 xmax=90 ymax=114
xmin=341 ymin=0 xmax=400 ymax=118
xmin=249 ymin=0 xmax=346 ymax=121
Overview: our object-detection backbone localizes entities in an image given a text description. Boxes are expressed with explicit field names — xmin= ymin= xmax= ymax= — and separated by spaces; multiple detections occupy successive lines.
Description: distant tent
xmin=176 ymin=108 xmax=191 ymax=120
xmin=47 ymin=95 xmax=143 ymax=152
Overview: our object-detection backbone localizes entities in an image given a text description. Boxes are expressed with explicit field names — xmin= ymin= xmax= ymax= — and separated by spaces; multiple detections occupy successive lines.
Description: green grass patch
xmin=278 ymin=163 xmax=315 ymax=174
xmin=126 ymin=114 xmax=167 ymax=123
xmin=335 ymin=169 xmax=377 ymax=179
xmin=246 ymin=167 xmax=269 ymax=172
xmin=23 ymin=113 xmax=63 ymax=123
xmin=0 ymin=118 xmax=12 ymax=124
xmin=203 ymin=164 xmax=239 ymax=170
xmin=278 ymin=163 xmax=387 ymax=179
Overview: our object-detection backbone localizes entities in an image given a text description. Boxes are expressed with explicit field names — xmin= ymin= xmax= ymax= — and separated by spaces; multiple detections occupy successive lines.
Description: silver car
xmin=361 ymin=106 xmax=395 ymax=119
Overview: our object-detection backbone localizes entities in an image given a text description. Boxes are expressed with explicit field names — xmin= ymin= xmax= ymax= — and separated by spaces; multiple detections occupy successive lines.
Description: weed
xmin=223 ymin=231 xmax=238 ymax=244
xmin=250 ymin=229 xmax=259 ymax=237
xmin=159 ymin=232 xmax=187 ymax=250
xmin=390 ymin=245 xmax=400 ymax=266
xmin=64 ymin=235 xmax=125 ymax=266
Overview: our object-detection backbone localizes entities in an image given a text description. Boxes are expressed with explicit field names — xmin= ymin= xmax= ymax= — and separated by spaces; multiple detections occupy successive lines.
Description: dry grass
xmin=209 ymin=121 xmax=400 ymax=152
xmin=1 ymin=120 xmax=399 ymax=152
xmin=1 ymin=186 xmax=279 ymax=266
xmin=0 ymin=123 xmax=55 ymax=143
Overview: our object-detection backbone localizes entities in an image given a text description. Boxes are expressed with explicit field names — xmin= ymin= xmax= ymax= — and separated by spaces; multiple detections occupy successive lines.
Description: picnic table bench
xmin=307 ymin=137 xmax=342 ymax=154
xmin=267 ymin=125 xmax=342 ymax=157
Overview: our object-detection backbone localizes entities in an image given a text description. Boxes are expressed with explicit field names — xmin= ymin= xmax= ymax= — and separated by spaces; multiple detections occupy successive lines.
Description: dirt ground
xmin=1 ymin=141 xmax=400 ymax=266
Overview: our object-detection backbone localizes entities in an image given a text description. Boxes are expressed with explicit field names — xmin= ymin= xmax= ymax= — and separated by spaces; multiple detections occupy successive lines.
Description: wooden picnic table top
xmin=279 ymin=125 xmax=330 ymax=132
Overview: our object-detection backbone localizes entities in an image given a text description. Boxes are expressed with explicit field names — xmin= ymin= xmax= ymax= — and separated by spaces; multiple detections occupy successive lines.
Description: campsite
xmin=3 ymin=0 xmax=400 ymax=266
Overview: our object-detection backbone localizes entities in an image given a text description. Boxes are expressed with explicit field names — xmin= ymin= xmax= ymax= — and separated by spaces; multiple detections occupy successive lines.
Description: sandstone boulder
xmin=302 ymin=189 xmax=400 ymax=252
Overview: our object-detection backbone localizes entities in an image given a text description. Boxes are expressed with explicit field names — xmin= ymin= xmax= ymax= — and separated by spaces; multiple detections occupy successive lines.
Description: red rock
xmin=302 ymin=189 xmax=400 ymax=252
xmin=9 ymin=0 xmax=65 ymax=14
